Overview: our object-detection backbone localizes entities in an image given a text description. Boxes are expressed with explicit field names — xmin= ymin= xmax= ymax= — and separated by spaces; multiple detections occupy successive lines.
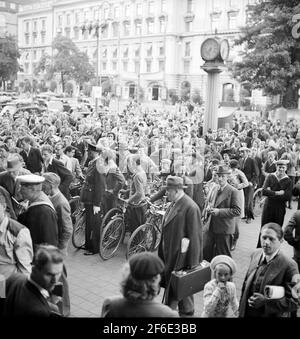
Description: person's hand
xmin=106 ymin=189 xmax=113 ymax=194
xmin=93 ymin=206 xmax=101 ymax=214
xmin=217 ymin=282 xmax=226 ymax=289
xmin=209 ymin=208 xmax=219 ymax=216
xmin=248 ymin=293 xmax=266 ymax=309
xmin=249 ymin=182 xmax=253 ymax=187
xmin=275 ymin=190 xmax=285 ymax=196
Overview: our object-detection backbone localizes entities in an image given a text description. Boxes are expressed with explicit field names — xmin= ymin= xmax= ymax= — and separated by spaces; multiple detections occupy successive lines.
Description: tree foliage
xmin=0 ymin=35 xmax=20 ymax=83
xmin=35 ymin=36 xmax=95 ymax=92
xmin=231 ymin=0 xmax=300 ymax=108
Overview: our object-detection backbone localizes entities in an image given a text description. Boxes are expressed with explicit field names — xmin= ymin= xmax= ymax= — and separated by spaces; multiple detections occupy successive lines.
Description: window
xmin=185 ymin=42 xmax=191 ymax=57
xmin=103 ymin=48 xmax=107 ymax=58
xmin=74 ymin=29 xmax=79 ymax=40
xmin=112 ymin=61 xmax=117 ymax=71
xmin=187 ymin=0 xmax=193 ymax=12
xmin=147 ymin=20 xmax=154 ymax=34
xmin=161 ymin=0 xmax=167 ymax=12
xmin=102 ymin=62 xmax=107 ymax=71
xmin=211 ymin=18 xmax=219 ymax=32
xmin=112 ymin=22 xmax=119 ymax=37
xmin=135 ymin=21 xmax=142 ymax=35
xmin=113 ymin=48 xmax=118 ymax=58
xmin=185 ymin=21 xmax=191 ymax=32
xmin=66 ymin=14 xmax=70 ymax=26
xmin=58 ymin=15 xmax=62 ymax=26
xmin=146 ymin=60 xmax=152 ymax=73
xmin=75 ymin=12 xmax=79 ymax=23
xmin=213 ymin=0 xmax=222 ymax=11
xmin=33 ymin=21 xmax=37 ymax=32
xmin=123 ymin=21 xmax=130 ymax=36
xmin=33 ymin=50 xmax=37 ymax=60
xmin=228 ymin=15 xmax=237 ymax=29
xmin=125 ymin=4 xmax=130 ymax=17
xmin=160 ymin=18 xmax=166 ymax=33
xmin=135 ymin=46 xmax=140 ymax=57
xmin=159 ymin=60 xmax=165 ymax=72
xmin=42 ymin=19 xmax=45 ymax=30
xmin=26 ymin=22 xmax=29 ymax=32
xmin=41 ymin=49 xmax=45 ymax=55
xmin=10 ymin=3 xmax=16 ymax=10
xmin=123 ymin=61 xmax=128 ymax=71
xmin=123 ymin=46 xmax=129 ymax=58
xmin=83 ymin=30 xmax=89 ymax=40
xmin=183 ymin=60 xmax=190 ymax=74
xmin=104 ymin=7 xmax=109 ymax=20
xmin=136 ymin=3 xmax=142 ymax=16
xmin=159 ymin=44 xmax=164 ymax=56
xmin=66 ymin=29 xmax=70 ymax=38
xmin=0 ymin=1 xmax=5 ymax=7
xmin=134 ymin=61 xmax=140 ymax=73
xmin=32 ymin=34 xmax=37 ymax=45
xmin=148 ymin=1 xmax=154 ymax=15
xmin=84 ymin=11 xmax=89 ymax=22
xmin=114 ymin=6 xmax=120 ymax=18
xmin=147 ymin=44 xmax=152 ymax=57
xmin=102 ymin=24 xmax=108 ymax=38
xmin=25 ymin=35 xmax=29 ymax=45
xmin=94 ymin=9 xmax=99 ymax=20
xmin=41 ymin=32 xmax=45 ymax=44
xmin=24 ymin=63 xmax=29 ymax=73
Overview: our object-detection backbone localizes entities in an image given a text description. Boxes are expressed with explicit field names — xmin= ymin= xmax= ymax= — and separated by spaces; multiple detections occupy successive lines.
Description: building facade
xmin=17 ymin=0 xmax=259 ymax=102
xmin=0 ymin=0 xmax=20 ymax=37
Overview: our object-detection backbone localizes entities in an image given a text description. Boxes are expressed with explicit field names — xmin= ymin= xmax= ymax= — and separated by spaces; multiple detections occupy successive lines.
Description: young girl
xmin=202 ymin=255 xmax=239 ymax=318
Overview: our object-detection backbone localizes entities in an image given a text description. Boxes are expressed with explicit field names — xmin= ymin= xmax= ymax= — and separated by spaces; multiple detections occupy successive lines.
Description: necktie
xmin=163 ymin=201 xmax=175 ymax=224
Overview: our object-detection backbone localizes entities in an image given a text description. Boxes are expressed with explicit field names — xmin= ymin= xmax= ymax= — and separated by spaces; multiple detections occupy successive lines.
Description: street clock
xmin=201 ymin=38 xmax=230 ymax=62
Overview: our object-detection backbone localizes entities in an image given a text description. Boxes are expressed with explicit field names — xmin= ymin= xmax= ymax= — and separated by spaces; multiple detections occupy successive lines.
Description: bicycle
xmin=253 ymin=187 xmax=265 ymax=218
xmin=126 ymin=201 xmax=166 ymax=259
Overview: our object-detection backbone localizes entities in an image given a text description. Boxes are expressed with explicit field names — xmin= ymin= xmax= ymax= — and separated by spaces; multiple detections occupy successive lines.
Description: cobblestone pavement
xmin=65 ymin=203 xmax=296 ymax=318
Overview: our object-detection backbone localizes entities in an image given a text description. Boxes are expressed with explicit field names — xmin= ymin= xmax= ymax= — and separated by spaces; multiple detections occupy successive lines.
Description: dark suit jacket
xmin=240 ymin=156 xmax=259 ymax=185
xmin=0 ymin=171 xmax=16 ymax=197
xmin=158 ymin=194 xmax=202 ymax=292
xmin=101 ymin=296 xmax=178 ymax=318
xmin=239 ymin=249 xmax=299 ymax=317
xmin=105 ymin=166 xmax=125 ymax=196
xmin=4 ymin=273 xmax=60 ymax=316
xmin=209 ymin=184 xmax=241 ymax=234
xmin=284 ymin=211 xmax=300 ymax=262
xmin=20 ymin=147 xmax=43 ymax=173
xmin=44 ymin=158 xmax=73 ymax=198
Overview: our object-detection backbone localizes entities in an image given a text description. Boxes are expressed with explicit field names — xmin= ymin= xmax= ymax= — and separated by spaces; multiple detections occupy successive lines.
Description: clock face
xmin=220 ymin=39 xmax=230 ymax=61
xmin=201 ymin=38 xmax=220 ymax=61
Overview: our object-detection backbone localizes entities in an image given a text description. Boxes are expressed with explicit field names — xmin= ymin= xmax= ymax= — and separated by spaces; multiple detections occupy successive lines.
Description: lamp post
xmin=81 ymin=19 xmax=110 ymax=115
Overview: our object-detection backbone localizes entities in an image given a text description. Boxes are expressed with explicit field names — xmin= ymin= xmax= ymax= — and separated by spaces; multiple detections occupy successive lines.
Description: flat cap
xmin=210 ymin=255 xmax=237 ymax=275
xmin=129 ymin=252 xmax=165 ymax=280
xmin=17 ymin=174 xmax=45 ymax=184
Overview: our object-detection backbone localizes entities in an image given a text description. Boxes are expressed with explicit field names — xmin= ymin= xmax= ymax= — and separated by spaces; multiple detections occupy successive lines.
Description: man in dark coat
xmin=158 ymin=176 xmax=202 ymax=317
xmin=41 ymin=144 xmax=73 ymax=199
xmin=19 ymin=136 xmax=43 ymax=174
xmin=17 ymin=174 xmax=58 ymax=249
xmin=239 ymin=147 xmax=259 ymax=223
xmin=239 ymin=223 xmax=299 ymax=318
xmin=3 ymin=245 xmax=64 ymax=317
xmin=80 ymin=143 xmax=106 ymax=254
xmin=203 ymin=165 xmax=241 ymax=261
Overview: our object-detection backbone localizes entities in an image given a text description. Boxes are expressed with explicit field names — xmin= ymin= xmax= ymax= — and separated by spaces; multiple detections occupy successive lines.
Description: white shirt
xmin=263 ymin=249 xmax=280 ymax=263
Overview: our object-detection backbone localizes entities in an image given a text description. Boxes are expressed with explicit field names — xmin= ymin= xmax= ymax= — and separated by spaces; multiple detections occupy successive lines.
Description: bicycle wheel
xmin=101 ymin=208 xmax=122 ymax=230
xmin=99 ymin=216 xmax=125 ymax=260
xmin=126 ymin=223 xmax=157 ymax=259
xmin=72 ymin=209 xmax=86 ymax=249
xmin=253 ymin=188 xmax=265 ymax=217
xmin=69 ymin=196 xmax=81 ymax=224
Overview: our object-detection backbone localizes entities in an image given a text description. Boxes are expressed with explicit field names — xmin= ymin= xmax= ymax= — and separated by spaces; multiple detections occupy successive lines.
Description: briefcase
xmin=170 ymin=260 xmax=211 ymax=300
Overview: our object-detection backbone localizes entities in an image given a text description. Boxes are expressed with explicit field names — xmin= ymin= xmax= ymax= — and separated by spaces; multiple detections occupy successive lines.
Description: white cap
xmin=17 ymin=174 xmax=45 ymax=184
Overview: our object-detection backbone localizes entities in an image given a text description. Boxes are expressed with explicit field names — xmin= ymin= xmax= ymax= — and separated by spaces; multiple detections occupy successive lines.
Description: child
xmin=202 ymin=255 xmax=239 ymax=317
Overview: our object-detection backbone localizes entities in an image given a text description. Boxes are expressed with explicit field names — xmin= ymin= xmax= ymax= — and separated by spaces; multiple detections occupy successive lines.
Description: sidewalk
xmin=65 ymin=203 xmax=295 ymax=317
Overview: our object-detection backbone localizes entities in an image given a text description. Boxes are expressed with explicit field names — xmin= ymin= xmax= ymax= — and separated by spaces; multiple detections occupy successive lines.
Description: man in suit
xmin=158 ymin=176 xmax=202 ymax=317
xmin=203 ymin=165 xmax=241 ymax=261
xmin=4 ymin=245 xmax=64 ymax=317
xmin=80 ymin=143 xmax=106 ymax=255
xmin=19 ymin=136 xmax=43 ymax=174
xmin=42 ymin=172 xmax=72 ymax=317
xmin=17 ymin=174 xmax=58 ymax=250
xmin=239 ymin=223 xmax=299 ymax=317
xmin=239 ymin=147 xmax=259 ymax=223
xmin=40 ymin=144 xmax=73 ymax=199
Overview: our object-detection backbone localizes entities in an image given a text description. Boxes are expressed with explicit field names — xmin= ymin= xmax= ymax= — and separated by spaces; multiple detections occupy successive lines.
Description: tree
xmin=191 ymin=88 xmax=203 ymax=105
xmin=0 ymin=35 xmax=20 ymax=89
xmin=35 ymin=36 xmax=95 ymax=92
xmin=231 ymin=0 xmax=300 ymax=108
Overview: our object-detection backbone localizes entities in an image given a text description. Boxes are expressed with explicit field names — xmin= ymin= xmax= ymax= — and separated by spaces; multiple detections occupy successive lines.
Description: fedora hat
xmin=239 ymin=146 xmax=250 ymax=152
xmin=275 ymin=159 xmax=289 ymax=166
xmin=163 ymin=176 xmax=187 ymax=190
xmin=7 ymin=154 xmax=22 ymax=172
xmin=216 ymin=165 xmax=231 ymax=175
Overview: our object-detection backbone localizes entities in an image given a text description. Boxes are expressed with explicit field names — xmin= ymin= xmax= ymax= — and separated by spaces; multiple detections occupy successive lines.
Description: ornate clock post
xmin=200 ymin=38 xmax=230 ymax=135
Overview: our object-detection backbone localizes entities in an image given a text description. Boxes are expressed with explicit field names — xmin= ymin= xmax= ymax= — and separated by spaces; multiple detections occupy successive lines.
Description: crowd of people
xmin=0 ymin=99 xmax=300 ymax=317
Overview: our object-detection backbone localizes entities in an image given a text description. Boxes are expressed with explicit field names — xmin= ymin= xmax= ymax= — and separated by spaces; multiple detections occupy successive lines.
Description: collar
xmin=263 ymin=249 xmax=280 ymax=263
xmin=0 ymin=216 xmax=9 ymax=234
xmin=174 ymin=191 xmax=185 ymax=203
xmin=50 ymin=191 xmax=60 ymax=199
xmin=219 ymin=183 xmax=228 ymax=192
xmin=28 ymin=277 xmax=50 ymax=299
